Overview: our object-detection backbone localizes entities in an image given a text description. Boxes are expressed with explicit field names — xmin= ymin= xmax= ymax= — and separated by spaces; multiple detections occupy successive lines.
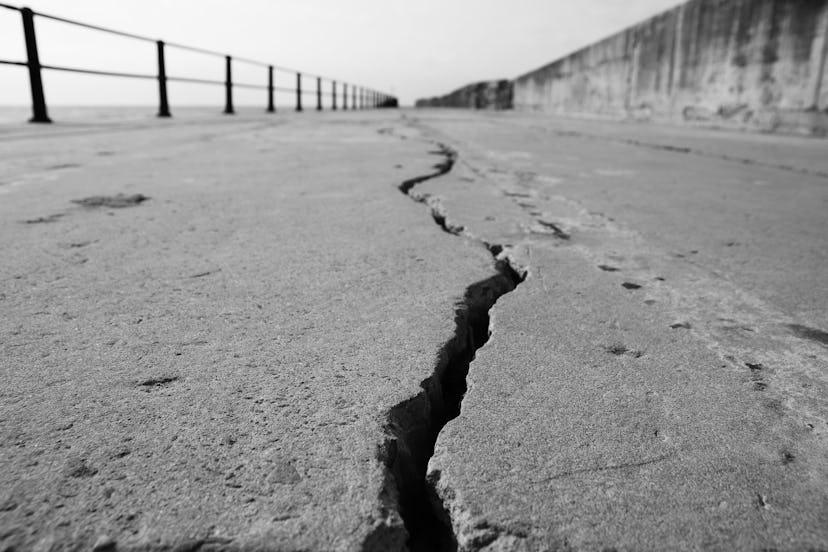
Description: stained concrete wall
xmin=514 ymin=0 xmax=828 ymax=135
xmin=415 ymin=80 xmax=513 ymax=109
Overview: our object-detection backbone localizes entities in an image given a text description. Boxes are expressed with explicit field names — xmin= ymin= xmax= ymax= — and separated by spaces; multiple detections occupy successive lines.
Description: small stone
xmin=92 ymin=535 xmax=116 ymax=551
xmin=64 ymin=457 xmax=98 ymax=478
xmin=266 ymin=461 xmax=302 ymax=485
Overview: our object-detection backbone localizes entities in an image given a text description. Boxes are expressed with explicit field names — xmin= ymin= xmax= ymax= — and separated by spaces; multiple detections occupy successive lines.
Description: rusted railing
xmin=0 ymin=3 xmax=398 ymax=123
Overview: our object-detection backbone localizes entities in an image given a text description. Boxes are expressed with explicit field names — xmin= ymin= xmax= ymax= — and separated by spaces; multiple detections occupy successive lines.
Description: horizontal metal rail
xmin=0 ymin=2 xmax=397 ymax=122
xmin=41 ymin=64 xmax=155 ymax=80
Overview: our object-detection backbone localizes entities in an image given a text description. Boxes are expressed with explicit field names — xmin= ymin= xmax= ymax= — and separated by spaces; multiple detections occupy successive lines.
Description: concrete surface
xmin=1 ymin=108 xmax=827 ymax=551
xmin=512 ymin=0 xmax=828 ymax=136
xmin=415 ymin=81 xmax=513 ymax=110
xmin=404 ymin=110 xmax=828 ymax=550
xmin=0 ymin=111 xmax=502 ymax=551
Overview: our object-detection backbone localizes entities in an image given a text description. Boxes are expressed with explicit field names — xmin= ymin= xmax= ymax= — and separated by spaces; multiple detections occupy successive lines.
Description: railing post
xmin=343 ymin=83 xmax=348 ymax=110
xmin=267 ymin=65 xmax=275 ymax=113
xmin=156 ymin=40 xmax=171 ymax=118
xmin=224 ymin=56 xmax=234 ymax=114
xmin=21 ymin=8 xmax=50 ymax=123
xmin=332 ymin=81 xmax=337 ymax=110
xmin=352 ymin=85 xmax=356 ymax=110
xmin=296 ymin=72 xmax=303 ymax=112
xmin=317 ymin=77 xmax=322 ymax=111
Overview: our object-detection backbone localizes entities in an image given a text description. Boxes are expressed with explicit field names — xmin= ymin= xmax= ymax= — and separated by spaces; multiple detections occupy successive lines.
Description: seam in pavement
xmin=545 ymin=128 xmax=828 ymax=179
xmin=365 ymin=144 xmax=526 ymax=551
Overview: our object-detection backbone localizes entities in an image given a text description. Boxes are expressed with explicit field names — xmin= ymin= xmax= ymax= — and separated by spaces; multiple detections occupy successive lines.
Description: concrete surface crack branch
xmin=369 ymin=144 xmax=526 ymax=551
xmin=398 ymin=144 xmax=457 ymax=195
xmin=548 ymin=129 xmax=828 ymax=179
xmin=398 ymin=144 xmax=468 ymax=237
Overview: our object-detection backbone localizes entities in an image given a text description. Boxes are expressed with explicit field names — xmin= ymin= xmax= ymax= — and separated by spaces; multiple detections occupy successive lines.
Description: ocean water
xmin=0 ymin=105 xmax=161 ymax=125
xmin=0 ymin=104 xmax=297 ymax=127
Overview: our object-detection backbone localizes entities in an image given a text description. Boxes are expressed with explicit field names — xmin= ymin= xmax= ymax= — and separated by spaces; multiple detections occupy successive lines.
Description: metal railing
xmin=0 ymin=3 xmax=398 ymax=123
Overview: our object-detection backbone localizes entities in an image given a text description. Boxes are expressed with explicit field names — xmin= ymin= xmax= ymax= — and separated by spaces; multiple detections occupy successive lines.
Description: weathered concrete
xmin=0 ymin=112 xmax=505 ymax=551
xmin=1 ymin=109 xmax=827 ymax=551
xmin=415 ymin=80 xmax=513 ymax=110
xmin=400 ymin=109 xmax=828 ymax=550
xmin=514 ymin=0 xmax=828 ymax=136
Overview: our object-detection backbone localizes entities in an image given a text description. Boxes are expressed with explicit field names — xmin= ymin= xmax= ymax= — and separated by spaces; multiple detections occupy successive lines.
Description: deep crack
xmin=373 ymin=143 xmax=526 ymax=551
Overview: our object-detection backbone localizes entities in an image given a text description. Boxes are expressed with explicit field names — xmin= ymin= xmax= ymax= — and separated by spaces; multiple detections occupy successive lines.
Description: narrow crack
xmin=370 ymin=144 xmax=526 ymax=551
xmin=398 ymin=144 xmax=467 ymax=237
xmin=544 ymin=128 xmax=828 ymax=179
xmin=398 ymin=143 xmax=457 ymax=195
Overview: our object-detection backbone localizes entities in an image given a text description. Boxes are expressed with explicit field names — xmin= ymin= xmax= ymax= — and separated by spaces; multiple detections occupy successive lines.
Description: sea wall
xmin=415 ymin=80 xmax=513 ymax=109
xmin=514 ymin=0 xmax=828 ymax=135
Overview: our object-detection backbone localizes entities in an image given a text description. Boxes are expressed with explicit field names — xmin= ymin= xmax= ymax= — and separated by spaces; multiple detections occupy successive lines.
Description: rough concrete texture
xmin=415 ymin=81 xmax=513 ymax=110
xmin=514 ymin=0 xmax=828 ymax=136
xmin=0 ymin=112 xmax=503 ymax=550
xmin=1 ymin=109 xmax=827 ymax=551
xmin=403 ymin=109 xmax=828 ymax=550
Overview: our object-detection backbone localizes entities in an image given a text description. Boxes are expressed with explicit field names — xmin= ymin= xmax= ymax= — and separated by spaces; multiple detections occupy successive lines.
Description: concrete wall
xmin=514 ymin=0 xmax=828 ymax=135
xmin=416 ymin=80 xmax=513 ymax=109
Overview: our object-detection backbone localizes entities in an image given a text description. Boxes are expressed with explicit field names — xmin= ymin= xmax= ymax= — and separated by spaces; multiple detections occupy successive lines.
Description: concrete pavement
xmin=404 ymin=110 xmax=828 ymax=550
xmin=1 ymin=109 xmax=826 ymax=551
xmin=0 ymin=111 xmax=502 ymax=550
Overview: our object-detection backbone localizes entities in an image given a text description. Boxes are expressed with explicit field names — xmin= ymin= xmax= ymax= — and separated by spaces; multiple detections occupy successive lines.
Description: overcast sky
xmin=0 ymin=0 xmax=685 ymax=107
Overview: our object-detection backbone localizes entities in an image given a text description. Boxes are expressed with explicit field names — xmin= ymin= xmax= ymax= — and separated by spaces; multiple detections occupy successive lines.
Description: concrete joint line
xmin=365 ymin=144 xmax=526 ymax=551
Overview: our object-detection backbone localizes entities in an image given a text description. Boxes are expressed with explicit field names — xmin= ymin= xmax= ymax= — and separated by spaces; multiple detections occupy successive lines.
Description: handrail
xmin=41 ymin=64 xmax=156 ymax=80
xmin=0 ymin=2 xmax=398 ymax=122
xmin=32 ymin=9 xmax=159 ymax=44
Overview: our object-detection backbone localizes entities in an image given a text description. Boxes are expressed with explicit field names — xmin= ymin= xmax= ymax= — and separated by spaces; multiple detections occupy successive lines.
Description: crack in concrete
xmin=367 ymin=144 xmax=526 ymax=551
xmin=532 ymin=453 xmax=676 ymax=484
xmin=398 ymin=144 xmax=457 ymax=195
xmin=545 ymin=128 xmax=828 ymax=179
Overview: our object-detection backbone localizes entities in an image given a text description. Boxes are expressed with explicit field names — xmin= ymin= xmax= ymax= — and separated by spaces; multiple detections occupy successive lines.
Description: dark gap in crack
xmin=398 ymin=143 xmax=466 ymax=239
xmin=373 ymin=143 xmax=526 ymax=551
xmin=536 ymin=220 xmax=570 ymax=240
xmin=430 ymin=206 xmax=465 ymax=236
xmin=431 ymin=210 xmax=451 ymax=234
xmin=398 ymin=143 xmax=457 ymax=195
xmin=378 ymin=259 xmax=525 ymax=552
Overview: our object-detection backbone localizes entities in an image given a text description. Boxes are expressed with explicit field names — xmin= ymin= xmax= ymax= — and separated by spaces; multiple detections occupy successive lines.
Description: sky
xmin=0 ymin=0 xmax=686 ymax=107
